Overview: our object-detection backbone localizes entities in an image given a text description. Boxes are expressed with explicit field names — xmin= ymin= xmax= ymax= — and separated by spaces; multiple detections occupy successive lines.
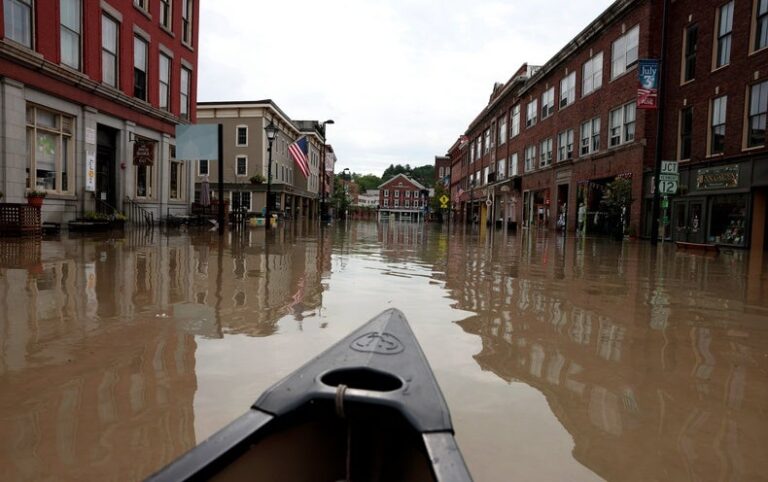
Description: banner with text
xmin=637 ymin=59 xmax=659 ymax=110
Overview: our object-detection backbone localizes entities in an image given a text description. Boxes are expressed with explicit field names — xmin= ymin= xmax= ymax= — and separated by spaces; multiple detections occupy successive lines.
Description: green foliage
xmin=430 ymin=182 xmax=448 ymax=211
xmin=381 ymin=163 xmax=435 ymax=188
xmin=332 ymin=176 xmax=351 ymax=217
xmin=249 ymin=174 xmax=265 ymax=184
xmin=352 ymin=173 xmax=382 ymax=192
xmin=26 ymin=190 xmax=47 ymax=197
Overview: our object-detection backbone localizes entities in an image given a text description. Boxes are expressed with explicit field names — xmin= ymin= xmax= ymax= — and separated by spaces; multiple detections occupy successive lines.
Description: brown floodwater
xmin=0 ymin=222 xmax=767 ymax=481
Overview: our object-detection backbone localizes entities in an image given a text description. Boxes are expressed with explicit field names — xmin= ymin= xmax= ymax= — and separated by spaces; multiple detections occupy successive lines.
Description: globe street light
xmin=320 ymin=119 xmax=334 ymax=221
xmin=264 ymin=120 xmax=279 ymax=229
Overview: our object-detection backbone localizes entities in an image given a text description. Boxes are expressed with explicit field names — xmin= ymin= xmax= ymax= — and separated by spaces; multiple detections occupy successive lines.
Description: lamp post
xmin=320 ymin=119 xmax=334 ymax=221
xmin=264 ymin=120 xmax=279 ymax=229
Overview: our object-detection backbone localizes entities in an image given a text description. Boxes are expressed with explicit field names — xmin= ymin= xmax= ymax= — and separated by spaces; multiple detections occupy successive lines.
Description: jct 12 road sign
xmin=658 ymin=179 xmax=678 ymax=194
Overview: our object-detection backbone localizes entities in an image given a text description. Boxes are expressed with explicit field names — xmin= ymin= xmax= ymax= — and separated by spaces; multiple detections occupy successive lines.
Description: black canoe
xmin=147 ymin=308 xmax=472 ymax=482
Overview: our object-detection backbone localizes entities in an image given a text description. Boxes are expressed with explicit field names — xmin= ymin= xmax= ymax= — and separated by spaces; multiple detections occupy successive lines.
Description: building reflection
xmin=0 ymin=224 xmax=331 ymax=480
xmin=440 ymin=228 xmax=768 ymax=481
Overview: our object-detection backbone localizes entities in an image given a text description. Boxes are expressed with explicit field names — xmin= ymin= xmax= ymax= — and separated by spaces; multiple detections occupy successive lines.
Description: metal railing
xmin=125 ymin=198 xmax=154 ymax=227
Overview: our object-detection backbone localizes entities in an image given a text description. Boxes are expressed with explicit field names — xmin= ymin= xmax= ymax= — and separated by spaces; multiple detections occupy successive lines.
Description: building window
xmin=236 ymin=126 xmax=248 ymax=146
xmin=509 ymin=153 xmax=518 ymax=177
xmin=180 ymin=67 xmax=191 ymax=119
xmin=475 ymin=137 xmax=481 ymax=159
xmin=747 ymin=81 xmax=768 ymax=148
xmin=558 ymin=129 xmax=574 ymax=161
xmin=405 ymin=190 xmax=411 ymax=198
xmin=25 ymin=105 xmax=75 ymax=194
xmin=394 ymin=199 xmax=399 ymax=207
xmin=710 ymin=96 xmax=727 ymax=154
xmin=497 ymin=158 xmax=506 ymax=180
xmin=498 ymin=116 xmax=507 ymax=145
xmin=232 ymin=192 xmax=251 ymax=212
xmin=709 ymin=194 xmax=747 ymax=245
xmin=384 ymin=189 xmax=389 ymax=197
xmin=541 ymin=87 xmax=555 ymax=119
xmin=511 ymin=104 xmax=521 ymax=137
xmin=484 ymin=128 xmax=491 ymax=153
xmin=134 ymin=0 xmax=148 ymax=10
xmin=394 ymin=190 xmax=400 ymax=198
xmin=134 ymin=36 xmax=148 ymax=100
xmin=60 ymin=0 xmax=81 ymax=69
xmin=682 ymin=25 xmax=698 ymax=82
xmin=582 ymin=52 xmax=603 ymax=96
xmin=136 ymin=165 xmax=153 ymax=198
xmin=715 ymin=1 xmax=734 ymax=68
xmin=198 ymin=159 xmax=209 ymax=176
xmin=560 ymin=72 xmax=576 ymax=108
xmin=679 ymin=107 xmax=693 ymax=159
xmin=236 ymin=155 xmax=248 ymax=176
xmin=3 ymin=0 xmax=32 ymax=47
xmin=756 ymin=0 xmax=768 ymax=51
xmin=169 ymin=146 xmax=184 ymax=200
xmin=524 ymin=145 xmax=536 ymax=172
xmin=483 ymin=166 xmax=490 ymax=184
xmin=611 ymin=25 xmax=639 ymax=79
xmin=581 ymin=117 xmax=601 ymax=155
xmin=160 ymin=0 xmax=172 ymax=30
xmin=383 ymin=199 xmax=389 ymax=207
xmin=609 ymin=102 xmax=636 ymax=147
xmin=526 ymin=99 xmax=538 ymax=127
xmin=182 ymin=0 xmax=193 ymax=45
xmin=102 ymin=15 xmax=119 ymax=87
xmin=539 ymin=138 xmax=553 ymax=168
xmin=159 ymin=53 xmax=171 ymax=110
xmin=405 ymin=199 xmax=410 ymax=207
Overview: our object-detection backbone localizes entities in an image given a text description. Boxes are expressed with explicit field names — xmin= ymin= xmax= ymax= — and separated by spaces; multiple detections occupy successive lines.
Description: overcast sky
xmin=198 ymin=0 xmax=614 ymax=176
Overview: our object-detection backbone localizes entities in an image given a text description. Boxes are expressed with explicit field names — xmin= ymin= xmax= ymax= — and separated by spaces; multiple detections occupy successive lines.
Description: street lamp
xmin=264 ymin=120 xmax=279 ymax=229
xmin=342 ymin=167 xmax=350 ymax=219
xmin=320 ymin=119 xmax=334 ymax=221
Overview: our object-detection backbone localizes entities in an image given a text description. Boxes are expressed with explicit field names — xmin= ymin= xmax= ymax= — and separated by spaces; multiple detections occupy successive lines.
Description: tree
xmin=410 ymin=165 xmax=435 ymax=188
xmin=352 ymin=173 xmax=382 ymax=192
xmin=332 ymin=176 xmax=351 ymax=218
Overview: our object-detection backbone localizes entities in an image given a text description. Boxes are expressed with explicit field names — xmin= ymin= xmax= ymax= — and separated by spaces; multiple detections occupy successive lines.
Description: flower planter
xmin=27 ymin=196 xmax=44 ymax=208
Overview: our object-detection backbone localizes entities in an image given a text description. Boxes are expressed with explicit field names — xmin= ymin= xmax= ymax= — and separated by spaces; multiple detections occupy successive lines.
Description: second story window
xmin=160 ymin=0 xmax=172 ymax=31
xmin=609 ymin=102 xmax=636 ymax=147
xmin=180 ymin=67 xmax=191 ymax=119
xmin=541 ymin=87 xmax=555 ymax=119
xmin=182 ymin=0 xmax=193 ymax=45
xmin=498 ymin=115 xmax=507 ymax=145
xmin=198 ymin=159 xmax=209 ymax=176
xmin=133 ymin=36 xmax=148 ymax=101
xmin=526 ymin=99 xmax=538 ymax=127
xmin=679 ymin=107 xmax=693 ymax=160
xmin=394 ymin=190 xmax=400 ymax=198
xmin=4 ymin=0 xmax=33 ymax=48
xmin=560 ymin=72 xmax=576 ymax=108
xmin=539 ymin=138 xmax=553 ymax=168
xmin=582 ymin=52 xmax=603 ymax=96
xmin=159 ymin=54 xmax=171 ymax=110
xmin=524 ymin=145 xmax=536 ymax=172
xmin=236 ymin=156 xmax=247 ymax=176
xmin=384 ymin=189 xmax=389 ymax=197
xmin=715 ymin=1 xmax=734 ymax=68
xmin=710 ymin=95 xmax=727 ymax=154
xmin=558 ymin=129 xmax=574 ymax=161
xmin=102 ymin=15 xmax=119 ymax=87
xmin=236 ymin=126 xmax=248 ymax=146
xmin=682 ymin=24 xmax=698 ymax=82
xmin=611 ymin=25 xmax=639 ymax=79
xmin=756 ymin=0 xmax=768 ymax=51
xmin=581 ymin=117 xmax=601 ymax=155
xmin=510 ymin=104 xmax=521 ymax=137
xmin=747 ymin=81 xmax=767 ymax=148
xmin=60 ymin=0 xmax=81 ymax=69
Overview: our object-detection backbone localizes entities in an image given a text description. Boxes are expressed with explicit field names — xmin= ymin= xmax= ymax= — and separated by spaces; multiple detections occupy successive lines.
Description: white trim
xmin=235 ymin=124 xmax=248 ymax=147
xmin=235 ymin=155 xmax=248 ymax=177
xmin=132 ymin=24 xmax=151 ymax=42
xmin=100 ymin=0 xmax=122 ymax=22
xmin=197 ymin=159 xmax=209 ymax=177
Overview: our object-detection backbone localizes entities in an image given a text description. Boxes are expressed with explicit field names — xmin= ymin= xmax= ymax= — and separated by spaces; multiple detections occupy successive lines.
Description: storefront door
xmin=672 ymin=198 xmax=706 ymax=244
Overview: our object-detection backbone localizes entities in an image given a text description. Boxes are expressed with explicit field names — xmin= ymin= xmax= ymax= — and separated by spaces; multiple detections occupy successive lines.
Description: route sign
xmin=661 ymin=160 xmax=678 ymax=174
xmin=658 ymin=179 xmax=678 ymax=194
xmin=659 ymin=173 xmax=679 ymax=182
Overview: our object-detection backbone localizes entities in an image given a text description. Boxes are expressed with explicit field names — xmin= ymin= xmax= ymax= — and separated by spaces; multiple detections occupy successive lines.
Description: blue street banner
xmin=637 ymin=59 xmax=659 ymax=110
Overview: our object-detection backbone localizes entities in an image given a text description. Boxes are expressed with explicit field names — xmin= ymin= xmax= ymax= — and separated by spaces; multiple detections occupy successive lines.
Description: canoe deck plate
xmin=350 ymin=332 xmax=404 ymax=355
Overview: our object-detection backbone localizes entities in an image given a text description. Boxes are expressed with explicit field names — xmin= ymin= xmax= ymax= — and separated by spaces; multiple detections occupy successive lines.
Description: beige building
xmin=195 ymin=101 xmax=329 ymax=219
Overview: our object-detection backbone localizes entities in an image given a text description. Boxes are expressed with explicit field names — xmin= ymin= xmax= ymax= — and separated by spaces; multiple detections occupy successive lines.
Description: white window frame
xmin=198 ymin=159 xmax=209 ymax=176
xmin=4 ymin=0 xmax=34 ymax=48
xmin=509 ymin=153 xmax=518 ymax=177
xmin=160 ymin=0 xmax=173 ymax=31
xmin=511 ymin=104 xmax=521 ymax=137
xmin=611 ymin=25 xmax=640 ymax=79
xmin=754 ymin=0 xmax=768 ymax=53
xmin=747 ymin=80 xmax=768 ymax=148
xmin=180 ymin=67 xmax=191 ymax=119
xmin=498 ymin=115 xmax=507 ymax=145
xmin=526 ymin=99 xmax=538 ymax=127
xmin=394 ymin=199 xmax=399 ymax=207
xmin=60 ymin=0 xmax=82 ymax=70
xmin=682 ymin=24 xmax=698 ymax=83
xmin=101 ymin=14 xmax=119 ymax=87
xmin=714 ymin=1 xmax=734 ymax=68
xmin=135 ymin=148 xmax=154 ymax=199
xmin=558 ymin=129 xmax=574 ymax=161
xmin=484 ymin=128 xmax=491 ymax=153
xmin=709 ymin=95 xmax=727 ymax=155
xmin=582 ymin=52 xmax=603 ymax=96
xmin=524 ymin=145 xmax=536 ymax=172
xmin=560 ymin=72 xmax=576 ymax=108
xmin=581 ymin=117 xmax=601 ymax=155
xmin=541 ymin=87 xmax=555 ymax=119
xmin=236 ymin=125 xmax=248 ymax=147
xmin=181 ymin=0 xmax=193 ymax=46
xmin=159 ymin=53 xmax=171 ymax=110
xmin=25 ymin=104 xmax=75 ymax=195
xmin=394 ymin=189 xmax=400 ymax=198
xmin=133 ymin=35 xmax=148 ymax=101
xmin=236 ymin=155 xmax=248 ymax=176
xmin=609 ymin=102 xmax=636 ymax=147
xmin=169 ymin=145 xmax=185 ymax=201
xmin=231 ymin=191 xmax=252 ymax=212
xmin=497 ymin=158 xmax=506 ymax=180
xmin=539 ymin=138 xmax=553 ymax=168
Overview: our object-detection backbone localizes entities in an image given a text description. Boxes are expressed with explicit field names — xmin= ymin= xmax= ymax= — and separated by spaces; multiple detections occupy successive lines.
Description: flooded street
xmin=1 ymin=222 xmax=767 ymax=481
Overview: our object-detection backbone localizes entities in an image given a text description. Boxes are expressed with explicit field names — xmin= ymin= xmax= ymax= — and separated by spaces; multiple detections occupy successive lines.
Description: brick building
xmin=378 ymin=173 xmax=427 ymax=221
xmin=0 ymin=0 xmax=200 ymax=224
xmin=660 ymin=0 xmax=768 ymax=249
xmin=435 ymin=154 xmax=450 ymax=187
xmin=448 ymin=0 xmax=768 ymax=248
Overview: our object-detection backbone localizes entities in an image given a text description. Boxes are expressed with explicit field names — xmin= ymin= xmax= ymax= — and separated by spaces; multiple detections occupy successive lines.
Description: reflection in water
xmin=0 ymin=222 xmax=766 ymax=481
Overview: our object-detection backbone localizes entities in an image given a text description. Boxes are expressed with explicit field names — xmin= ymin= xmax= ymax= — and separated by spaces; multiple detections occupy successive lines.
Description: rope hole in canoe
xmin=321 ymin=368 xmax=403 ymax=392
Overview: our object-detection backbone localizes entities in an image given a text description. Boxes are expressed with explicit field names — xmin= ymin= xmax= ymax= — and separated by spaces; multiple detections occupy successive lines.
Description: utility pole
xmin=650 ymin=0 xmax=669 ymax=245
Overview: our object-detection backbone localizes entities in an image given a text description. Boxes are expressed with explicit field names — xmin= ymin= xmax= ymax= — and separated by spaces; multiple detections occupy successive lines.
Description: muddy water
xmin=0 ymin=222 xmax=767 ymax=481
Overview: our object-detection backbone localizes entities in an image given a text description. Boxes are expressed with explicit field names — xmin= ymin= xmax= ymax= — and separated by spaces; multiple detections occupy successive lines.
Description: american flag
xmin=288 ymin=136 xmax=310 ymax=178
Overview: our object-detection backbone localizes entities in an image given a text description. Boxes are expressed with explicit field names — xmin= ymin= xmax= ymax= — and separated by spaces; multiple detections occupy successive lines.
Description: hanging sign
xmin=637 ymin=59 xmax=659 ymax=109
xmin=85 ymin=151 xmax=96 ymax=192
xmin=133 ymin=139 xmax=155 ymax=166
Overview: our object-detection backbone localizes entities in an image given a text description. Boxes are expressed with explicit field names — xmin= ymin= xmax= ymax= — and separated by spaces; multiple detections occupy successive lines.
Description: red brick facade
xmin=378 ymin=174 xmax=426 ymax=211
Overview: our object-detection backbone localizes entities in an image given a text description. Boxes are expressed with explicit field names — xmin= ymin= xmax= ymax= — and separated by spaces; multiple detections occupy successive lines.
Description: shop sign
xmin=85 ymin=151 xmax=96 ymax=192
xmin=133 ymin=139 xmax=155 ymax=166
xmin=696 ymin=165 xmax=739 ymax=190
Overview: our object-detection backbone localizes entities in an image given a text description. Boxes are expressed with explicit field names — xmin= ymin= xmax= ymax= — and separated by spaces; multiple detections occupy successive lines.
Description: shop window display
xmin=708 ymin=194 xmax=747 ymax=246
